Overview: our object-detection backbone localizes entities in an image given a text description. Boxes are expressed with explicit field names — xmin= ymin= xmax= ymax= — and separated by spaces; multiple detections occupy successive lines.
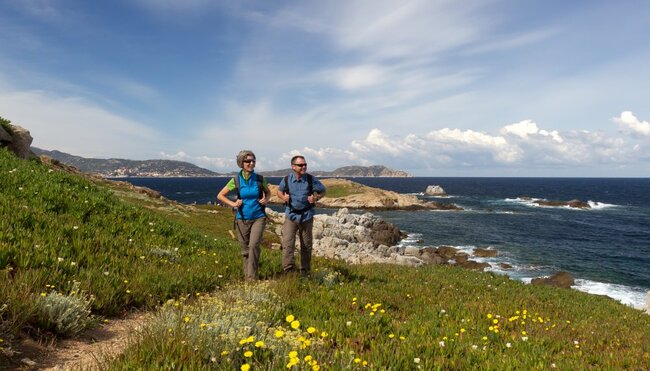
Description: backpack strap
xmin=233 ymin=175 xmax=244 ymax=219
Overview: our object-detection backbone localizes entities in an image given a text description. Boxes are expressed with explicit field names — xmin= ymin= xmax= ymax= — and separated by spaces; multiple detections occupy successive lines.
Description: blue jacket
xmin=227 ymin=171 xmax=267 ymax=220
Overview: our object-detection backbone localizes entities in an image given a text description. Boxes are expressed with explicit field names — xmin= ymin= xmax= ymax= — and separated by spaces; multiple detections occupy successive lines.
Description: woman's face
xmin=242 ymin=155 xmax=256 ymax=171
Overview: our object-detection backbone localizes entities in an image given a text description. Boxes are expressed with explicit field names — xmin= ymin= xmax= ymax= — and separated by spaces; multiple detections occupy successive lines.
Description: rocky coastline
xmin=267 ymin=208 xmax=489 ymax=269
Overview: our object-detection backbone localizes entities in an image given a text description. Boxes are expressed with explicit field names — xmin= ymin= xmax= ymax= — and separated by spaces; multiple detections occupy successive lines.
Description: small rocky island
xmin=519 ymin=196 xmax=591 ymax=209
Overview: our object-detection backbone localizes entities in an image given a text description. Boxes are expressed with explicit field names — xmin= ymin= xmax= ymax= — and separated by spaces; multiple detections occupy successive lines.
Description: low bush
xmin=33 ymin=281 xmax=98 ymax=337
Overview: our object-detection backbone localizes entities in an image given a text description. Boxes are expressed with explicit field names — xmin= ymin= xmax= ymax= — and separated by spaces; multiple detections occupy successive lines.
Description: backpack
xmin=233 ymin=173 xmax=266 ymax=219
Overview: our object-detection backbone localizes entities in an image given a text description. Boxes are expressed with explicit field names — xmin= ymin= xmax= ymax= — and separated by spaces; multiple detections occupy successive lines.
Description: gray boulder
xmin=1 ymin=124 xmax=37 ymax=159
xmin=425 ymin=185 xmax=447 ymax=196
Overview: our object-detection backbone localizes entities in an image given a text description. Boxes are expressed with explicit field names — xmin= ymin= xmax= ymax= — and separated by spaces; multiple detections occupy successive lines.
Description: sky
xmin=1 ymin=0 xmax=649 ymax=176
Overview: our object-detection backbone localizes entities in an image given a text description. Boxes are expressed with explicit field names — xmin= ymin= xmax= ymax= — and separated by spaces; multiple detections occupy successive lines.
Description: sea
xmin=119 ymin=177 xmax=650 ymax=309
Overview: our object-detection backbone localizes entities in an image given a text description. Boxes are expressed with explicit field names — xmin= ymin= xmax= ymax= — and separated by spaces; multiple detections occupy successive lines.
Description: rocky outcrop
xmin=0 ymin=123 xmax=37 ymax=160
xmin=269 ymin=178 xmax=461 ymax=211
xmin=267 ymin=208 xmax=488 ymax=269
xmin=474 ymin=248 xmax=498 ymax=257
xmin=531 ymin=271 xmax=575 ymax=288
xmin=424 ymin=185 xmax=447 ymax=196
xmin=519 ymin=197 xmax=590 ymax=209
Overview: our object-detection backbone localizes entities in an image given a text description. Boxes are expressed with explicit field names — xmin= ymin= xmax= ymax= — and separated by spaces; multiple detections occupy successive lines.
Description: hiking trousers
xmin=235 ymin=217 xmax=266 ymax=280
xmin=281 ymin=217 xmax=313 ymax=273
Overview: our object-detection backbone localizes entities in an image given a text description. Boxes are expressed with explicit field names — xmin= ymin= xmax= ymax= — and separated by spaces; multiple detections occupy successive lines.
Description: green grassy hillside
xmin=1 ymin=147 xmax=649 ymax=369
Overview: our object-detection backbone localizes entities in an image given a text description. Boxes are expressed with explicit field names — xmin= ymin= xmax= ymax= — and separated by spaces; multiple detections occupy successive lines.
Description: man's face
xmin=292 ymin=158 xmax=307 ymax=175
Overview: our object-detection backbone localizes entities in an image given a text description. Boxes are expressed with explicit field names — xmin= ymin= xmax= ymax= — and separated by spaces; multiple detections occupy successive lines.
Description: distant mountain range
xmin=32 ymin=148 xmax=410 ymax=178
xmin=259 ymin=166 xmax=410 ymax=177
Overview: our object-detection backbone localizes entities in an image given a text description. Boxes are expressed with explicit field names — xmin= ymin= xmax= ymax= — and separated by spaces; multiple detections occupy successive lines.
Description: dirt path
xmin=9 ymin=312 xmax=149 ymax=370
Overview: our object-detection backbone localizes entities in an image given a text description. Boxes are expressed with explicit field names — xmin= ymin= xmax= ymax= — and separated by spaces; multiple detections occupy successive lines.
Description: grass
xmin=321 ymin=181 xmax=364 ymax=199
xmin=1 ymin=146 xmax=650 ymax=369
xmin=0 ymin=147 xmax=279 ymax=346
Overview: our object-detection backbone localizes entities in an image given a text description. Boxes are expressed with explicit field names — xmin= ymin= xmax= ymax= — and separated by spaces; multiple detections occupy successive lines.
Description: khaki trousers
xmin=235 ymin=217 xmax=266 ymax=280
xmin=281 ymin=217 xmax=313 ymax=273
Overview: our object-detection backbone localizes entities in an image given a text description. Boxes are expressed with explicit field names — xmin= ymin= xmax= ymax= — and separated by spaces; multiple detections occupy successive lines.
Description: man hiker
xmin=276 ymin=155 xmax=326 ymax=276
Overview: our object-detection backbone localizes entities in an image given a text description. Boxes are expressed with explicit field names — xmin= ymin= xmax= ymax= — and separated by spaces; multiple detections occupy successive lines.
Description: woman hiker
xmin=217 ymin=150 xmax=270 ymax=280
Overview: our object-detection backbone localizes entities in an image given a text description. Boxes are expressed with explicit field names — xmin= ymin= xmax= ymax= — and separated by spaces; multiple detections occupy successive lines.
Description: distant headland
xmin=31 ymin=147 xmax=410 ymax=178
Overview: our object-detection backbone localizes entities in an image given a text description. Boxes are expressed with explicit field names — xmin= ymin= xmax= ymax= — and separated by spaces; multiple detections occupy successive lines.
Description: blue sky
xmin=1 ymin=0 xmax=649 ymax=176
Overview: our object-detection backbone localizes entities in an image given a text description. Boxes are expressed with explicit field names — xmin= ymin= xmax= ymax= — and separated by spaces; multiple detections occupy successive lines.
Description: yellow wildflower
xmin=183 ymin=316 xmax=190 ymax=323
xmin=255 ymin=341 xmax=265 ymax=348
xmin=244 ymin=351 xmax=253 ymax=358
xmin=487 ymin=313 xmax=493 ymax=319
xmin=304 ymin=355 xmax=313 ymax=362
xmin=241 ymin=364 xmax=250 ymax=371
xmin=286 ymin=314 xmax=295 ymax=322
xmin=354 ymin=358 xmax=361 ymax=364
xmin=389 ymin=333 xmax=395 ymax=339
xmin=275 ymin=330 xmax=285 ymax=338
xmin=291 ymin=320 xmax=301 ymax=330
xmin=320 ymin=331 xmax=328 ymax=338
xmin=289 ymin=351 xmax=298 ymax=358
xmin=307 ymin=327 xmax=316 ymax=334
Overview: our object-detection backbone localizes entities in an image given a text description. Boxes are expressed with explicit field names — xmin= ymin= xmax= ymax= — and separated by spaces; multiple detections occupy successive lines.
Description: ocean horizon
xmin=118 ymin=176 xmax=650 ymax=309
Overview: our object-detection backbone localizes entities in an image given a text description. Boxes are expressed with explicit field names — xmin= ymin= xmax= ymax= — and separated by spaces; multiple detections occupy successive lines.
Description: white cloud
xmin=0 ymin=85 xmax=161 ymax=158
xmin=614 ymin=111 xmax=650 ymax=136
xmin=324 ymin=119 xmax=645 ymax=175
xmin=160 ymin=151 xmax=233 ymax=172
xmin=501 ymin=120 xmax=539 ymax=139
xmin=280 ymin=146 xmax=363 ymax=171
xmin=333 ymin=64 xmax=387 ymax=91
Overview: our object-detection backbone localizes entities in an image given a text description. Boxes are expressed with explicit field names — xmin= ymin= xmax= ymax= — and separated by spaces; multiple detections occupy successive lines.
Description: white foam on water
xmin=572 ymin=279 xmax=647 ymax=309
xmin=420 ymin=194 xmax=458 ymax=199
xmin=587 ymin=200 xmax=618 ymax=210
xmin=398 ymin=232 xmax=424 ymax=247
xmin=504 ymin=197 xmax=540 ymax=207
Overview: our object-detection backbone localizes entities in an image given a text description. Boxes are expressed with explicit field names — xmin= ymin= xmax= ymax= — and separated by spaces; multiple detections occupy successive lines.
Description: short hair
xmin=236 ymin=150 xmax=256 ymax=168
xmin=291 ymin=155 xmax=305 ymax=165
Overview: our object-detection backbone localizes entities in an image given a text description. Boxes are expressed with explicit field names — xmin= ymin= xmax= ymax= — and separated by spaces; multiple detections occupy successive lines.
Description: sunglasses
xmin=293 ymin=163 xmax=307 ymax=168
xmin=243 ymin=159 xmax=256 ymax=164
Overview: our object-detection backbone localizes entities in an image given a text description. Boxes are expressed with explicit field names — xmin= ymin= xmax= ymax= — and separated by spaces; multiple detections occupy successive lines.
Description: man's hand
xmin=278 ymin=192 xmax=290 ymax=203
